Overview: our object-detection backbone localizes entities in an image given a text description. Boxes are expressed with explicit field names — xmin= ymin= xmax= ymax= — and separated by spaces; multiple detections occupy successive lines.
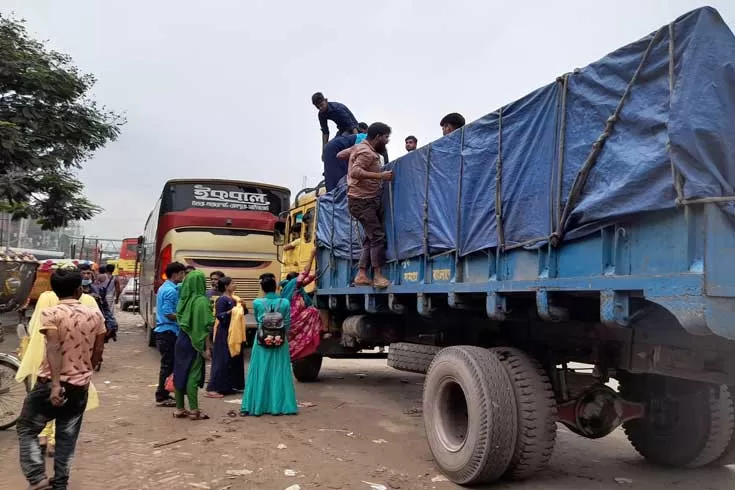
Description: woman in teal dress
xmin=240 ymin=273 xmax=298 ymax=416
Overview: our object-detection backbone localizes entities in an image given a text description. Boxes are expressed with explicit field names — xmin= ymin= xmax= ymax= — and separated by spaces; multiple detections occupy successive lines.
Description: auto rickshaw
xmin=0 ymin=249 xmax=38 ymax=430
xmin=27 ymin=259 xmax=97 ymax=306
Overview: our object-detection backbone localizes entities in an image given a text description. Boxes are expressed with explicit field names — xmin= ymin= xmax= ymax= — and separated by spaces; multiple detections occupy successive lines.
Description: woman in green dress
xmin=173 ymin=270 xmax=214 ymax=420
xmin=240 ymin=273 xmax=298 ymax=416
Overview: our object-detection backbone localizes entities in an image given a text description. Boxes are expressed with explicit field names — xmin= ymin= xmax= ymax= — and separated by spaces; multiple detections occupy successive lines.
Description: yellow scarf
xmin=212 ymin=294 xmax=247 ymax=357
xmin=229 ymin=295 xmax=246 ymax=356
xmin=16 ymin=291 xmax=100 ymax=411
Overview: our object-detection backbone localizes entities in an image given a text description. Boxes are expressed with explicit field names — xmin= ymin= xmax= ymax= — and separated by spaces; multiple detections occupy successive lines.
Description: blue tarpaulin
xmin=316 ymin=7 xmax=735 ymax=261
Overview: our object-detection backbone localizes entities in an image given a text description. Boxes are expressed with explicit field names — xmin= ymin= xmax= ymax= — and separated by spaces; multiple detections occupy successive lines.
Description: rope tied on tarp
xmin=551 ymin=27 xmax=664 ymax=247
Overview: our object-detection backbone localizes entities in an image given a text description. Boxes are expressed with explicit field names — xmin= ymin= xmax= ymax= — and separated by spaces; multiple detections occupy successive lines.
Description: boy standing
xmin=16 ymin=269 xmax=106 ymax=490
xmin=154 ymin=262 xmax=187 ymax=407
xmin=346 ymin=122 xmax=394 ymax=289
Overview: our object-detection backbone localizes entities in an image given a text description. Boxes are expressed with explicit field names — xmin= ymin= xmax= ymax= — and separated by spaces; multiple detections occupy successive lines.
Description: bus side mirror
xmin=273 ymin=222 xmax=286 ymax=246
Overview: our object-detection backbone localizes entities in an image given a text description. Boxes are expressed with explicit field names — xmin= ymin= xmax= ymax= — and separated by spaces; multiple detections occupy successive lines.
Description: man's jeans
xmin=17 ymin=381 xmax=88 ymax=489
xmin=155 ymin=331 xmax=177 ymax=402
xmin=348 ymin=196 xmax=387 ymax=270
xmin=102 ymin=307 xmax=118 ymax=341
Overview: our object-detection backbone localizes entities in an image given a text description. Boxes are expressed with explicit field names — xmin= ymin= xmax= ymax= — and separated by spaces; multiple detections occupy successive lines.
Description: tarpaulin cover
xmin=317 ymin=7 xmax=735 ymax=260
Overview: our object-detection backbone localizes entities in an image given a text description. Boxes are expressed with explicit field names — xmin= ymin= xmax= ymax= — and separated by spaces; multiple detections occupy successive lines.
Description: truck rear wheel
xmin=490 ymin=347 xmax=558 ymax=480
xmin=620 ymin=375 xmax=734 ymax=468
xmin=711 ymin=387 xmax=735 ymax=467
xmin=423 ymin=346 xmax=517 ymax=485
xmin=387 ymin=342 xmax=441 ymax=374
xmin=292 ymin=354 xmax=323 ymax=383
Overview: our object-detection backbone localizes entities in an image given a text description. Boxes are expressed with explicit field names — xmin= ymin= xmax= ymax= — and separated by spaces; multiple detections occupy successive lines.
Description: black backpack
xmin=257 ymin=299 xmax=287 ymax=348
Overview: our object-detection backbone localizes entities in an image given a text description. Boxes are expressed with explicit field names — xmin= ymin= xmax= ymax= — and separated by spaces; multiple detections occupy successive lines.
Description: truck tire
xmin=620 ymin=375 xmax=735 ymax=468
xmin=711 ymin=387 xmax=735 ymax=467
xmin=292 ymin=354 xmax=323 ymax=383
xmin=490 ymin=347 xmax=558 ymax=480
xmin=387 ymin=342 xmax=441 ymax=374
xmin=423 ymin=346 xmax=517 ymax=485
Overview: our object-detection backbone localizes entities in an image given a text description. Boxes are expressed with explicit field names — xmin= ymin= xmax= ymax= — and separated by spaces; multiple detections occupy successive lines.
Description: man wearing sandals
xmin=154 ymin=262 xmax=187 ymax=407
xmin=346 ymin=122 xmax=394 ymax=289
xmin=17 ymin=268 xmax=106 ymax=490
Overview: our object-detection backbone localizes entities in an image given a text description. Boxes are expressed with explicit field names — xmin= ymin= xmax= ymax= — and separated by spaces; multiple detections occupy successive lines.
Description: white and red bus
xmin=139 ymin=179 xmax=290 ymax=344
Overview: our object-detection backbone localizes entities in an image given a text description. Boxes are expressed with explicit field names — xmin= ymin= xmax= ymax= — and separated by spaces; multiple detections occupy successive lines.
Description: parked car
xmin=119 ymin=277 xmax=139 ymax=311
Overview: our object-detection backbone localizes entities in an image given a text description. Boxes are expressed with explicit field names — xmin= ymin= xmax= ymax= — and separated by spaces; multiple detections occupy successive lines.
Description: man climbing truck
xmin=279 ymin=7 xmax=735 ymax=486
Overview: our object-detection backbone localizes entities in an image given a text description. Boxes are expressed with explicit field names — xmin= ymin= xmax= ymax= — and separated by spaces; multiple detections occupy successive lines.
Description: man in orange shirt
xmin=16 ymin=269 xmax=106 ymax=490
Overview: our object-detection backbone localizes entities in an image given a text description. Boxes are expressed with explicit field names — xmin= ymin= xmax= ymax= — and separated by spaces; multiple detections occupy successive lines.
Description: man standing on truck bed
xmin=312 ymin=92 xmax=359 ymax=152
xmin=440 ymin=112 xmax=465 ymax=136
xmin=313 ymin=92 xmax=361 ymax=191
xmin=346 ymin=122 xmax=393 ymax=289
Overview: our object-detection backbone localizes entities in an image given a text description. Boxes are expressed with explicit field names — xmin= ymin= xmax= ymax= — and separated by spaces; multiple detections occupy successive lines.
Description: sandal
xmin=173 ymin=409 xmax=189 ymax=418
xmin=27 ymin=478 xmax=51 ymax=490
xmin=204 ymin=392 xmax=224 ymax=399
xmin=156 ymin=398 xmax=177 ymax=408
xmin=353 ymin=276 xmax=373 ymax=287
xmin=189 ymin=410 xmax=210 ymax=421
xmin=373 ymin=277 xmax=391 ymax=289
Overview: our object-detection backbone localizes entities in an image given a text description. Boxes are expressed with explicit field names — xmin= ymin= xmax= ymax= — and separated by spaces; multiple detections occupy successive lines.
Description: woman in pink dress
xmin=279 ymin=249 xmax=323 ymax=361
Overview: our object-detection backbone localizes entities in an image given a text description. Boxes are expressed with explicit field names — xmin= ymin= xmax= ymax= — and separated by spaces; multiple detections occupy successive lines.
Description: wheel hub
xmin=558 ymin=384 xmax=645 ymax=439
xmin=434 ymin=377 xmax=469 ymax=452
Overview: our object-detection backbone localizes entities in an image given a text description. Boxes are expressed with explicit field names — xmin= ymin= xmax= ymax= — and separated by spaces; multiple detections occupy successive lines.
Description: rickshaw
xmin=27 ymin=259 xmax=97 ymax=307
xmin=0 ymin=249 xmax=39 ymax=430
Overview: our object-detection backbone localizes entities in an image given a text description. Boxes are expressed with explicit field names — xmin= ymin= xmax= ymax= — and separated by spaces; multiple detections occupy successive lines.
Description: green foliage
xmin=0 ymin=14 xmax=124 ymax=229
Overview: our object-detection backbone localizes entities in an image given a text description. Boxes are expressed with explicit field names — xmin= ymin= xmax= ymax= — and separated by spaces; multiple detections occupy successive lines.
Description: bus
xmin=116 ymin=237 xmax=140 ymax=285
xmin=138 ymin=179 xmax=290 ymax=345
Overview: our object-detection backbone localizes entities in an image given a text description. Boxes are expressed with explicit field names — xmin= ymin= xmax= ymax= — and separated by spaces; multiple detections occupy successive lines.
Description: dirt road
xmin=1 ymin=311 xmax=733 ymax=490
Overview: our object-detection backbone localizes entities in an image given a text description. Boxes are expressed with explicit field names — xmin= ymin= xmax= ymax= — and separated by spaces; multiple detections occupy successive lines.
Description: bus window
xmin=303 ymin=208 xmax=315 ymax=243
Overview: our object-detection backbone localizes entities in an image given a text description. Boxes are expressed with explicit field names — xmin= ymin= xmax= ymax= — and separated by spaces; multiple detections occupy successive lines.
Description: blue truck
xmin=275 ymin=6 xmax=735 ymax=486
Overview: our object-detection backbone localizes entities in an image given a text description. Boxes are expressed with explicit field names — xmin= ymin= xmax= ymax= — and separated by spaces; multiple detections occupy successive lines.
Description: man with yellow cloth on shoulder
xmin=15 ymin=262 xmax=103 ymax=479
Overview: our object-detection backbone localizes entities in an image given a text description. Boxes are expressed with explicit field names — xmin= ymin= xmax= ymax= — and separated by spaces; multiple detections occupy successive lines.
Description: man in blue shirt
xmin=154 ymin=261 xmax=186 ymax=406
xmin=313 ymin=92 xmax=359 ymax=150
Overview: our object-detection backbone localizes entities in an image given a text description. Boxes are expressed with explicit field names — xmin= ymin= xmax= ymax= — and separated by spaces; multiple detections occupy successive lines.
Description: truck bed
xmin=315 ymin=6 xmax=735 ymax=340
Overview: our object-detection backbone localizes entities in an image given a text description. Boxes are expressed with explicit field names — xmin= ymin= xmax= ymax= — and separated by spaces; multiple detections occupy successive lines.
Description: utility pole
xmin=17 ymin=218 xmax=26 ymax=248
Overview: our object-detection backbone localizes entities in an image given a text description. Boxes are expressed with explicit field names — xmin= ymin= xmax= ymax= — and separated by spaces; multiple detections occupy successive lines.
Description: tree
xmin=0 ymin=14 xmax=124 ymax=229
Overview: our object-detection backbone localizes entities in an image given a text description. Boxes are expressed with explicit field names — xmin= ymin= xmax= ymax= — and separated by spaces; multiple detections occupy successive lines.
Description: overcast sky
xmin=3 ymin=1 xmax=734 ymax=240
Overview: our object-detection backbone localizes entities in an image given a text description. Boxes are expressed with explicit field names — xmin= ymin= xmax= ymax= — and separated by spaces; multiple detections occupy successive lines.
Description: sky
xmin=3 ymin=0 xmax=734 ymax=240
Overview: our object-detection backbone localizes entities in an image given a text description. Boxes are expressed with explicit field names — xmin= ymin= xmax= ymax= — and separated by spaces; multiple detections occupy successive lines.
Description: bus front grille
xmin=231 ymin=278 xmax=262 ymax=305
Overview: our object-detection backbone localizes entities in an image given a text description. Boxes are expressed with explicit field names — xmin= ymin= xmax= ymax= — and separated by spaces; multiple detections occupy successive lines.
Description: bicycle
xmin=0 ymin=322 xmax=30 ymax=430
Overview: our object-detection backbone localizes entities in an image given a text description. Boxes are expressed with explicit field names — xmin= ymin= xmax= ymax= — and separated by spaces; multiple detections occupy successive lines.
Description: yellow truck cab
xmin=277 ymin=182 xmax=326 ymax=292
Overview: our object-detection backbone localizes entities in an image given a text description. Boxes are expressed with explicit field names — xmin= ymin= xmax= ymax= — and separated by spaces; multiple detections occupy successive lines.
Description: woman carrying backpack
xmin=240 ymin=273 xmax=298 ymax=416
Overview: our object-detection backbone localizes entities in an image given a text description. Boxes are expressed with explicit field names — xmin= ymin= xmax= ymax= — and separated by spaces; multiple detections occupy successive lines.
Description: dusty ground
xmin=1 ymin=310 xmax=734 ymax=490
